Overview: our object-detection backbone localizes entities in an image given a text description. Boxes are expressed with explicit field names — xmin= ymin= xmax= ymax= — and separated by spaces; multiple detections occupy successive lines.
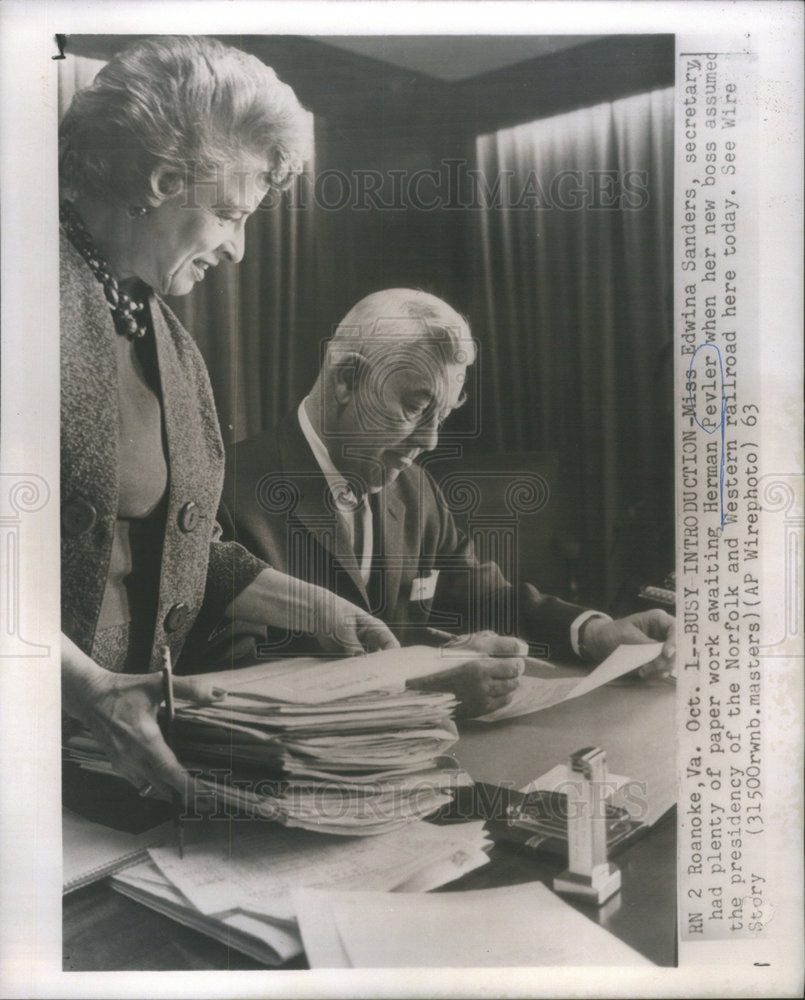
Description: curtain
xmin=472 ymin=88 xmax=675 ymax=609
xmin=57 ymin=54 xmax=107 ymax=119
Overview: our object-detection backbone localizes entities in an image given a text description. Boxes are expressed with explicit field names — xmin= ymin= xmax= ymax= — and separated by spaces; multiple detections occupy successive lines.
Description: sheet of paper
xmin=296 ymin=882 xmax=653 ymax=968
xmin=111 ymin=862 xmax=301 ymax=966
xmin=296 ymin=839 xmax=507 ymax=964
xmin=293 ymin=887 xmax=352 ymax=968
xmin=222 ymin=912 xmax=302 ymax=962
xmin=114 ymin=859 xmax=301 ymax=957
xmin=284 ymin=801 xmax=455 ymax=837
xmin=570 ymin=641 xmax=664 ymax=696
xmin=180 ymin=695 xmax=456 ymax=730
xmin=148 ymin=819 xmax=484 ymax=921
xmin=476 ymin=675 xmax=580 ymax=721
xmin=392 ymin=847 xmax=490 ymax=893
xmin=386 ymin=821 xmax=491 ymax=893
xmin=476 ymin=642 xmax=663 ymax=722
xmin=223 ymin=689 xmax=457 ymax=716
xmin=186 ymin=645 xmax=479 ymax=705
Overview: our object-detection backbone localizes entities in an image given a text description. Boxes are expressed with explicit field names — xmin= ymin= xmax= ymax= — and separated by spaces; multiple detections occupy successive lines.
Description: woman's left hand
xmin=85 ymin=672 xmax=227 ymax=801
xmin=62 ymin=634 xmax=225 ymax=802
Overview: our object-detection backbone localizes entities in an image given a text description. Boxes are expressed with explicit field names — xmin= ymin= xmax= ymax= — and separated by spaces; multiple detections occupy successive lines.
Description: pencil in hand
xmin=160 ymin=645 xmax=184 ymax=859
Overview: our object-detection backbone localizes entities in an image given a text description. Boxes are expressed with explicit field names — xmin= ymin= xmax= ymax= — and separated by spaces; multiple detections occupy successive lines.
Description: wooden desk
xmin=63 ymin=676 xmax=677 ymax=970
xmin=456 ymin=673 xmax=676 ymax=826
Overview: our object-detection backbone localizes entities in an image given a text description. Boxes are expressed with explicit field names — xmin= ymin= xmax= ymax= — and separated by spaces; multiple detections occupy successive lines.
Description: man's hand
xmin=581 ymin=610 xmax=676 ymax=678
xmin=409 ymin=632 xmax=526 ymax=717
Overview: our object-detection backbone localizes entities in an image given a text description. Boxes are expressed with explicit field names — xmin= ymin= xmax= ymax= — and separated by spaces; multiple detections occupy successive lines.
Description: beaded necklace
xmin=60 ymin=200 xmax=149 ymax=341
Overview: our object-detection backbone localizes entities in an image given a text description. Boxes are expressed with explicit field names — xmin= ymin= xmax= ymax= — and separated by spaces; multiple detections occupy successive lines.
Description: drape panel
xmin=472 ymin=89 xmax=675 ymax=608
xmin=57 ymin=55 xmax=107 ymax=119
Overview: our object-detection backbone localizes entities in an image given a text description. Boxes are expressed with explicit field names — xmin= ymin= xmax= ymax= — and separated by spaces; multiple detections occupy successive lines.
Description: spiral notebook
xmin=62 ymin=808 xmax=170 ymax=894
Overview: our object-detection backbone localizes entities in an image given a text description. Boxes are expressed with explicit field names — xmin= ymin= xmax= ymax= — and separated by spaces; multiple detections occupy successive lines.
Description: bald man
xmin=212 ymin=289 xmax=675 ymax=716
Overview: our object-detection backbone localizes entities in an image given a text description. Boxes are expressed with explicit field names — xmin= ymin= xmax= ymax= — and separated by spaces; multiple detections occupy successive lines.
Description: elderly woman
xmin=59 ymin=36 xmax=396 ymax=802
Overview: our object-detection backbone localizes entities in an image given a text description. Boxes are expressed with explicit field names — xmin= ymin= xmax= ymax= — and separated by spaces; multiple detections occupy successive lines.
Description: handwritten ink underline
xmin=688 ymin=344 xmax=727 ymax=530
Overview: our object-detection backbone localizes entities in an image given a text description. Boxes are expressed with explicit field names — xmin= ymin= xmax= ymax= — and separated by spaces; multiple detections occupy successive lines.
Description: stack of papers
xmin=110 ymin=816 xmax=491 ymax=966
xmin=294 ymin=881 xmax=654 ymax=967
xmin=176 ymin=689 xmax=464 ymax=834
xmin=66 ymin=646 xmax=484 ymax=836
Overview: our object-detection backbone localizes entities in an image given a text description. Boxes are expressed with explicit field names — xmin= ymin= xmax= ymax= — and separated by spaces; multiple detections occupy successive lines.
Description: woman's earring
xmin=127 ymin=205 xmax=148 ymax=218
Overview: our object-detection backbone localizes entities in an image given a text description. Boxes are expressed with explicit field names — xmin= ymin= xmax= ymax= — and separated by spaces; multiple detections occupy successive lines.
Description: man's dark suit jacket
xmin=215 ymin=411 xmax=588 ymax=659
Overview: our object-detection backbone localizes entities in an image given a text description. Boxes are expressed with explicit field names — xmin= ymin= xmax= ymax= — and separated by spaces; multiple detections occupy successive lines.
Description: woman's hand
xmin=311 ymin=596 xmax=401 ymax=656
xmin=225 ymin=568 xmax=399 ymax=656
xmin=62 ymin=634 xmax=224 ymax=801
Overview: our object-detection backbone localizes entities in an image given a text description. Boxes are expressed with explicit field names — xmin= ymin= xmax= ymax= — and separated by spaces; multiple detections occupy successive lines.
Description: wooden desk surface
xmin=63 ymin=676 xmax=677 ymax=970
xmin=456 ymin=673 xmax=676 ymax=826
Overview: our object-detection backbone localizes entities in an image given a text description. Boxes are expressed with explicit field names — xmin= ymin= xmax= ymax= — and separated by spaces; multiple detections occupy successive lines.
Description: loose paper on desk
xmin=114 ymin=821 xmax=490 ymax=968
xmin=112 ymin=860 xmax=304 ymax=966
xmin=189 ymin=646 xmax=479 ymax=704
xmin=476 ymin=642 xmax=663 ymax=722
xmin=294 ymin=881 xmax=653 ymax=967
xmin=149 ymin=819 xmax=489 ymax=923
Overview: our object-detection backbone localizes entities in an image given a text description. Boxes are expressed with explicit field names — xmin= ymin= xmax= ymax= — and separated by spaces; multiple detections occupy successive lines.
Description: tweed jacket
xmin=60 ymin=231 xmax=266 ymax=672
xmin=217 ymin=410 xmax=588 ymax=659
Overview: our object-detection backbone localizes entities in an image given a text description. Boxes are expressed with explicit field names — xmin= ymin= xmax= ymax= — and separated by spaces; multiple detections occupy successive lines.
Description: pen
xmin=160 ymin=644 xmax=184 ymax=859
xmin=424 ymin=627 xmax=461 ymax=647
